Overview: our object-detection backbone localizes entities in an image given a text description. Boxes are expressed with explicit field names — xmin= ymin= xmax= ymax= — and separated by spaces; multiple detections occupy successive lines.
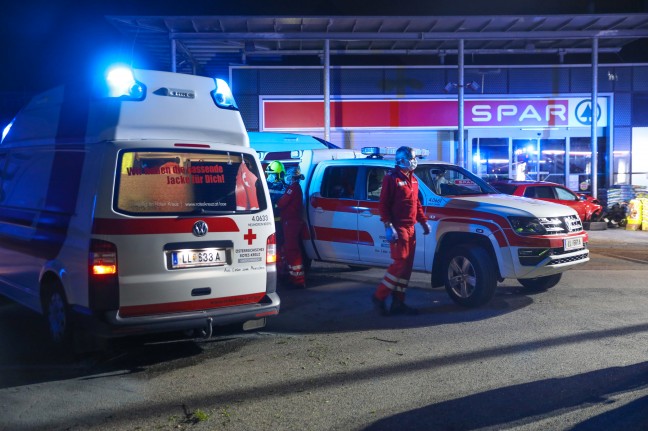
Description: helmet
xmin=395 ymin=146 xmax=418 ymax=172
xmin=286 ymin=166 xmax=305 ymax=184
xmin=265 ymin=160 xmax=285 ymax=182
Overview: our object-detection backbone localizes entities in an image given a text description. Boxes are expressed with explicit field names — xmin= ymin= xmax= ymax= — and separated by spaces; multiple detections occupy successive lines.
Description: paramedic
xmin=276 ymin=166 xmax=306 ymax=288
xmin=372 ymin=146 xmax=430 ymax=316
xmin=265 ymin=161 xmax=288 ymax=275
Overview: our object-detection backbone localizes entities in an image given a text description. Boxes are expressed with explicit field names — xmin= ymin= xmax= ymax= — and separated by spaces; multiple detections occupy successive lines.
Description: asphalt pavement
xmin=586 ymin=225 xmax=648 ymax=246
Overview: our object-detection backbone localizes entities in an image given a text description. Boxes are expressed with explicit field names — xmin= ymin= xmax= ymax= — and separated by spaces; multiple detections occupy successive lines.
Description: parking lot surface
xmin=0 ymin=226 xmax=647 ymax=431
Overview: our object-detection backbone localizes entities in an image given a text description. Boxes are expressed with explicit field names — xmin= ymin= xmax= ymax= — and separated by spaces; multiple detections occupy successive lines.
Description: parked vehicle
xmin=0 ymin=67 xmax=279 ymax=348
xmin=489 ymin=179 xmax=603 ymax=223
xmin=250 ymin=144 xmax=590 ymax=307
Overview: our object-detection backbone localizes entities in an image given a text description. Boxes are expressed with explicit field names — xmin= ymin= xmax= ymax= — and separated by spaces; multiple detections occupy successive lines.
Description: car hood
xmin=447 ymin=194 xmax=580 ymax=218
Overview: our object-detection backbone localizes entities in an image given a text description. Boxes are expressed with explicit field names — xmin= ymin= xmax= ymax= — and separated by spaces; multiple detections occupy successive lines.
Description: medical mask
xmin=398 ymin=157 xmax=418 ymax=172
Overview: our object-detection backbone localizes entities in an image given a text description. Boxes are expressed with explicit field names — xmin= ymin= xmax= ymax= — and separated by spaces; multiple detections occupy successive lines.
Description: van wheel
xmin=518 ymin=273 xmax=562 ymax=291
xmin=44 ymin=283 xmax=74 ymax=348
xmin=443 ymin=245 xmax=497 ymax=308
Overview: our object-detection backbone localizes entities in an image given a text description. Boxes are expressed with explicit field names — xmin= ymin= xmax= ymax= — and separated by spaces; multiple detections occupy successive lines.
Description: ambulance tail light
xmin=266 ymin=233 xmax=277 ymax=264
xmin=88 ymin=239 xmax=119 ymax=311
xmin=211 ymin=78 xmax=239 ymax=110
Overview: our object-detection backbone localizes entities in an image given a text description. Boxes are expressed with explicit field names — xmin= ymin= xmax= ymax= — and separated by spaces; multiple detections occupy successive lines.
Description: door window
xmin=321 ymin=166 xmax=358 ymax=199
xmin=366 ymin=167 xmax=388 ymax=201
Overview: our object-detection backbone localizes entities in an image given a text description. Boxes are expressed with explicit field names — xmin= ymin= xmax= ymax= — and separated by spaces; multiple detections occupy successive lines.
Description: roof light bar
xmin=361 ymin=146 xmax=430 ymax=158
xmin=211 ymin=78 xmax=239 ymax=110
xmin=105 ymin=66 xmax=146 ymax=100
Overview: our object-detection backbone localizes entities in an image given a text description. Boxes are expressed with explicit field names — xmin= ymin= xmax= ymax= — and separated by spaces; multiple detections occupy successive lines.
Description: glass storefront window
xmin=569 ymin=138 xmax=593 ymax=193
xmin=472 ymin=138 xmax=509 ymax=181
xmin=540 ymin=139 xmax=566 ymax=185
xmin=512 ymin=139 xmax=538 ymax=181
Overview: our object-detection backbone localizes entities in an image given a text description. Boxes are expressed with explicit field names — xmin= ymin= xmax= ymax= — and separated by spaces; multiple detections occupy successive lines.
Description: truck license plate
xmin=563 ymin=237 xmax=583 ymax=251
xmin=171 ymin=249 xmax=227 ymax=269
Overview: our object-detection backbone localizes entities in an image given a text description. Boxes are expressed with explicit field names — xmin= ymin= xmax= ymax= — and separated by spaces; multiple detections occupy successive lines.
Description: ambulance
xmin=252 ymin=143 xmax=590 ymax=307
xmin=0 ymin=67 xmax=279 ymax=347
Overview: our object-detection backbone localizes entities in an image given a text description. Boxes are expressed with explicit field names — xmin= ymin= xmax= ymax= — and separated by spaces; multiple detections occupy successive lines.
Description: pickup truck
xmin=253 ymin=143 xmax=590 ymax=307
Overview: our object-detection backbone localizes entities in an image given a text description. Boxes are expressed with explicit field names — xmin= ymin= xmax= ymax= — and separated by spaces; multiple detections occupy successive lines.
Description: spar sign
xmin=261 ymin=97 xmax=608 ymax=130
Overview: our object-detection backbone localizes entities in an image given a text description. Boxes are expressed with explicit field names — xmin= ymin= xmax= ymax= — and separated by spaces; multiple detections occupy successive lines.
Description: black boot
xmin=371 ymin=295 xmax=389 ymax=317
xmin=390 ymin=298 xmax=418 ymax=316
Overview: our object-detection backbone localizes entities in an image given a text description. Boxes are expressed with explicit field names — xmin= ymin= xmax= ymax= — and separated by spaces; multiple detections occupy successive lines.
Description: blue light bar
xmin=211 ymin=78 xmax=239 ymax=110
xmin=105 ymin=66 xmax=146 ymax=100
xmin=1 ymin=119 xmax=14 ymax=143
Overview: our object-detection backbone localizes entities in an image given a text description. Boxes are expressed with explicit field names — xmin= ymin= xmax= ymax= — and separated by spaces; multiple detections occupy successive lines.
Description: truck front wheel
xmin=518 ymin=273 xmax=562 ymax=290
xmin=443 ymin=245 xmax=497 ymax=307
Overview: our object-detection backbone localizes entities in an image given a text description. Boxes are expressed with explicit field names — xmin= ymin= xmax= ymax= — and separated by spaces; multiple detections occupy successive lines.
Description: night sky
xmin=1 ymin=0 xmax=647 ymax=93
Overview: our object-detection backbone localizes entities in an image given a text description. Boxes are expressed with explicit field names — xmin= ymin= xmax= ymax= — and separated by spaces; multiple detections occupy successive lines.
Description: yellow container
xmin=626 ymin=198 xmax=642 ymax=230
xmin=641 ymin=198 xmax=648 ymax=231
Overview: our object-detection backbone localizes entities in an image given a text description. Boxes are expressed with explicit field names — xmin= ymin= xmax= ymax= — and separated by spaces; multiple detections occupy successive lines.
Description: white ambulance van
xmin=0 ymin=67 xmax=279 ymax=346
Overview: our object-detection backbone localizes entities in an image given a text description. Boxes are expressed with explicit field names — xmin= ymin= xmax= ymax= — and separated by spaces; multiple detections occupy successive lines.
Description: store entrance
xmin=470 ymin=129 xmax=602 ymax=193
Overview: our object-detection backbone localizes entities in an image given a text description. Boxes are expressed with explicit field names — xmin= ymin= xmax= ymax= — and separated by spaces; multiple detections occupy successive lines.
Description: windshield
xmin=414 ymin=164 xmax=499 ymax=196
xmin=115 ymin=150 xmax=267 ymax=215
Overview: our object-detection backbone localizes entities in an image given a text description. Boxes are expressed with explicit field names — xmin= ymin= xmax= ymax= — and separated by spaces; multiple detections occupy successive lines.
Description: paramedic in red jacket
xmin=277 ymin=166 xmax=306 ymax=288
xmin=372 ymin=146 xmax=430 ymax=316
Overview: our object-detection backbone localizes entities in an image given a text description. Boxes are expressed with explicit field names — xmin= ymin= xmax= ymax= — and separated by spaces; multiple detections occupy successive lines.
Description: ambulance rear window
xmin=115 ymin=150 xmax=267 ymax=215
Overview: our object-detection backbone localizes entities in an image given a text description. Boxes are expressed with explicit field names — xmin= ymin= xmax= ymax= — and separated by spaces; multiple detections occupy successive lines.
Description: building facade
xmin=232 ymin=63 xmax=648 ymax=193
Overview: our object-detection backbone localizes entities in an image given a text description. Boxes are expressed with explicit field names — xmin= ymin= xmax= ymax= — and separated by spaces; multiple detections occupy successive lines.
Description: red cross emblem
xmin=244 ymin=228 xmax=257 ymax=245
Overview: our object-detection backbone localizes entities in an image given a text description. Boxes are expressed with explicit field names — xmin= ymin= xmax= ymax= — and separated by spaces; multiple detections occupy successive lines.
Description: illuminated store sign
xmin=262 ymin=97 xmax=608 ymax=130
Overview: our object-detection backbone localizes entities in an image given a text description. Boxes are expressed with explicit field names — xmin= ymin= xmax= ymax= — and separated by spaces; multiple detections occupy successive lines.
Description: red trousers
xmin=375 ymin=225 xmax=416 ymax=301
xmin=281 ymin=218 xmax=305 ymax=286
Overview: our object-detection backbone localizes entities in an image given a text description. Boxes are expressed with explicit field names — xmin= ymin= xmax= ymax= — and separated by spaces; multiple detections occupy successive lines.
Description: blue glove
xmin=420 ymin=221 xmax=431 ymax=235
xmin=385 ymin=224 xmax=398 ymax=243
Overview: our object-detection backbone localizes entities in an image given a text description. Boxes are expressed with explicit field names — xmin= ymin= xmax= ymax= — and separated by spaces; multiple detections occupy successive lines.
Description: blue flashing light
xmin=1 ymin=119 xmax=14 ymax=143
xmin=361 ymin=147 xmax=381 ymax=156
xmin=211 ymin=78 xmax=239 ymax=110
xmin=105 ymin=66 xmax=145 ymax=100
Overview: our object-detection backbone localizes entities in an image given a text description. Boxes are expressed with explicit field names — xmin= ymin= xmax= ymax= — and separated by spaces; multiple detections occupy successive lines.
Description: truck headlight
xmin=508 ymin=216 xmax=547 ymax=236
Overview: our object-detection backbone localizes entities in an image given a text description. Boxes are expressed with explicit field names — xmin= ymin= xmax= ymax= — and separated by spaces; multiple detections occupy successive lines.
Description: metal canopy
xmin=106 ymin=14 xmax=648 ymax=76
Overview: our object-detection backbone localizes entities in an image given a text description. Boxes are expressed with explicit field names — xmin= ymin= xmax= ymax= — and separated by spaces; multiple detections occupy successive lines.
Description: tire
xmin=43 ymin=283 xmax=74 ymax=348
xmin=443 ymin=245 xmax=497 ymax=308
xmin=518 ymin=273 xmax=562 ymax=291
xmin=584 ymin=221 xmax=607 ymax=231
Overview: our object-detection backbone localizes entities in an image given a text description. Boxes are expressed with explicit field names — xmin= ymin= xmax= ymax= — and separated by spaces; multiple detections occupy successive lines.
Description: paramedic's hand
xmin=385 ymin=223 xmax=398 ymax=243
xmin=420 ymin=221 xmax=431 ymax=235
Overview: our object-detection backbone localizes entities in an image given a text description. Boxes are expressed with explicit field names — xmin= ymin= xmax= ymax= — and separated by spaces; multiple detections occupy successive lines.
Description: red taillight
xmin=90 ymin=240 xmax=117 ymax=275
xmin=266 ymin=233 xmax=277 ymax=264
xmin=89 ymin=239 xmax=119 ymax=311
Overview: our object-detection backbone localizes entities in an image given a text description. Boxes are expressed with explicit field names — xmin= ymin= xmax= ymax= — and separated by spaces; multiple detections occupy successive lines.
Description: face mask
xmin=398 ymin=157 xmax=418 ymax=172
xmin=267 ymin=173 xmax=277 ymax=183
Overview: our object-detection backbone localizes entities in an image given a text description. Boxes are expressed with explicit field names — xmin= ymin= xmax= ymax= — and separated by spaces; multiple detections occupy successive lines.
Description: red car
xmin=489 ymin=180 xmax=603 ymax=223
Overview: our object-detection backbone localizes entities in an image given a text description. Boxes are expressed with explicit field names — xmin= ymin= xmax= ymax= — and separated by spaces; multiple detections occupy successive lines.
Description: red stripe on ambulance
xmin=120 ymin=292 xmax=266 ymax=317
xmin=92 ymin=217 xmax=240 ymax=235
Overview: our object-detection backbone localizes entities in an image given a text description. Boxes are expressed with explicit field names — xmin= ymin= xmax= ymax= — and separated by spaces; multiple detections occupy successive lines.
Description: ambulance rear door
xmin=306 ymin=161 xmax=360 ymax=263
xmin=98 ymin=144 xmax=275 ymax=318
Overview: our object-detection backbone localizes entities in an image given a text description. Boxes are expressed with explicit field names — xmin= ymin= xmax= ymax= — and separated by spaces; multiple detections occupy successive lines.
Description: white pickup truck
xmin=253 ymin=142 xmax=590 ymax=307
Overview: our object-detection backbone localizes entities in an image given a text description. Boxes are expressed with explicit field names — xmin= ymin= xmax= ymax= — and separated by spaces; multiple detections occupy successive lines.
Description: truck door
xmin=357 ymin=166 xmax=393 ymax=265
xmin=306 ymin=164 xmax=360 ymax=263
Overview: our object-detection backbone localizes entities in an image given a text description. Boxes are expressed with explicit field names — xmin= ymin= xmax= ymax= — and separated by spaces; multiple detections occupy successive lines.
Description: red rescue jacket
xmin=378 ymin=168 xmax=427 ymax=227
xmin=277 ymin=182 xmax=304 ymax=222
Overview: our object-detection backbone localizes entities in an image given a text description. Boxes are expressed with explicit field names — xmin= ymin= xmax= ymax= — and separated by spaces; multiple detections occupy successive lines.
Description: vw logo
xmin=192 ymin=220 xmax=208 ymax=237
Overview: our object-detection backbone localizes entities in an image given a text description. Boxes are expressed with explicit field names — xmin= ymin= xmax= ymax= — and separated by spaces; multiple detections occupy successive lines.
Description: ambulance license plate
xmin=563 ymin=237 xmax=583 ymax=251
xmin=171 ymin=249 xmax=227 ymax=269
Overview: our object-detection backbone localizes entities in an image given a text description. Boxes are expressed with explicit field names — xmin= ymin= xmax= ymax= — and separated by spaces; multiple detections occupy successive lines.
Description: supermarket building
xmin=108 ymin=14 xmax=648 ymax=197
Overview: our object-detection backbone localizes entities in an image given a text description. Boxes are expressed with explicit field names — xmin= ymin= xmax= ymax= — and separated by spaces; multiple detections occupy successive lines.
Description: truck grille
xmin=538 ymin=215 xmax=583 ymax=235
